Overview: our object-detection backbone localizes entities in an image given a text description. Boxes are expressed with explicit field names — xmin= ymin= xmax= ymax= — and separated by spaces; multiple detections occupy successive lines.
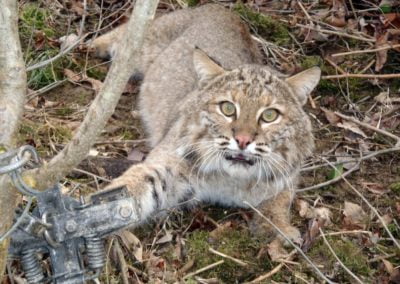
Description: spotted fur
xmin=96 ymin=4 xmax=321 ymax=241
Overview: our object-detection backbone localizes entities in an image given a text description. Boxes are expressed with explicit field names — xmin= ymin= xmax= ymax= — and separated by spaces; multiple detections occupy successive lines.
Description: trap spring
xmin=1 ymin=146 xmax=139 ymax=283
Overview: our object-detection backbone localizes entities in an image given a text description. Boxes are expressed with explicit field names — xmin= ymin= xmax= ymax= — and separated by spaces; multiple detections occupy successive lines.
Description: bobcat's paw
xmin=249 ymin=217 xmax=302 ymax=246
xmin=277 ymin=225 xmax=302 ymax=247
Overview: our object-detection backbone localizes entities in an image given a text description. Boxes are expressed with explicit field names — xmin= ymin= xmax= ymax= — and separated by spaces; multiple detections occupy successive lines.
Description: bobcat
xmin=92 ymin=4 xmax=320 ymax=242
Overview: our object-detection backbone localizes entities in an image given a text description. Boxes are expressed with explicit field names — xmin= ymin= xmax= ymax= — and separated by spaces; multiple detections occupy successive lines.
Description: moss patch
xmin=185 ymin=228 xmax=274 ymax=282
xmin=233 ymin=3 xmax=291 ymax=46
xmin=308 ymin=238 xmax=371 ymax=280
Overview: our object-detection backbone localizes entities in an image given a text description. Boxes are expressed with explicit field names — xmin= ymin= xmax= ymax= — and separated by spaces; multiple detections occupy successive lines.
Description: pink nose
xmin=235 ymin=134 xmax=252 ymax=150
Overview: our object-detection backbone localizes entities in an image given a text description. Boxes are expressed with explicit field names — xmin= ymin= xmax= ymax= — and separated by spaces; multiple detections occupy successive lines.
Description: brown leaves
xmin=321 ymin=108 xmax=367 ymax=138
xmin=63 ymin=68 xmax=103 ymax=93
xmin=343 ymin=201 xmax=367 ymax=230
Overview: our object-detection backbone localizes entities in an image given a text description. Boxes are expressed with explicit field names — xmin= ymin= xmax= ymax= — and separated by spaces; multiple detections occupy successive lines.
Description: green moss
xmin=185 ymin=0 xmax=199 ymax=7
xmin=19 ymin=3 xmax=55 ymax=38
xmin=390 ymin=182 xmax=400 ymax=194
xmin=309 ymin=238 xmax=371 ymax=279
xmin=86 ymin=67 xmax=108 ymax=81
xmin=233 ymin=3 xmax=291 ymax=46
xmin=186 ymin=229 xmax=273 ymax=282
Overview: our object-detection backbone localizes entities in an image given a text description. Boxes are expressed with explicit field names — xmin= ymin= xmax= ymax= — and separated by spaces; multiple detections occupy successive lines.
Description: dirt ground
xmin=4 ymin=0 xmax=400 ymax=283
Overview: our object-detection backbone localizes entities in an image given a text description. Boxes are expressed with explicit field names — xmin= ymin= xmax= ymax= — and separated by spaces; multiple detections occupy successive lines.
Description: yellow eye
xmin=220 ymin=101 xmax=236 ymax=117
xmin=261 ymin=109 xmax=279 ymax=123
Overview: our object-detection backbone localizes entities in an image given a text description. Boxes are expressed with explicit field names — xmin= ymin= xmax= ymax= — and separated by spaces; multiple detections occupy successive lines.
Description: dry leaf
xmin=116 ymin=230 xmax=143 ymax=262
xmin=383 ymin=259 xmax=394 ymax=275
xmin=296 ymin=199 xmax=332 ymax=225
xmin=375 ymin=31 xmax=389 ymax=72
xmin=343 ymin=201 xmax=367 ymax=229
xmin=302 ymin=218 xmax=326 ymax=252
xmin=362 ymin=182 xmax=388 ymax=195
xmin=335 ymin=147 xmax=359 ymax=170
xmin=267 ymin=239 xmax=289 ymax=261
xmin=325 ymin=0 xmax=347 ymax=27
xmin=156 ymin=230 xmax=173 ymax=244
xmin=322 ymin=108 xmax=368 ymax=138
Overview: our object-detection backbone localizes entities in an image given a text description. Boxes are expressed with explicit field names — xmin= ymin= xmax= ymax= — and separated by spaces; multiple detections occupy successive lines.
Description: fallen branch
xmin=298 ymin=160 xmax=360 ymax=192
xmin=183 ymin=260 xmax=224 ymax=280
xmin=301 ymin=147 xmax=400 ymax=172
xmin=208 ymin=247 xmax=248 ymax=267
xmin=293 ymin=22 xmax=375 ymax=43
xmin=334 ymin=111 xmax=400 ymax=147
xmin=249 ymin=250 xmax=296 ymax=283
xmin=31 ymin=0 xmax=159 ymax=189
xmin=322 ymin=73 xmax=400 ymax=79
xmin=332 ymin=44 xmax=400 ymax=57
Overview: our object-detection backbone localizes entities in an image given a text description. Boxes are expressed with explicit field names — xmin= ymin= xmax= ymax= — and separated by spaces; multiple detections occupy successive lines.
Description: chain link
xmin=0 ymin=145 xmax=45 ymax=242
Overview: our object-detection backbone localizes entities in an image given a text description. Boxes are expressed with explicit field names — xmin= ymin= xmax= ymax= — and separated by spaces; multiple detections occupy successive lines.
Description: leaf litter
xmin=11 ymin=0 xmax=400 ymax=282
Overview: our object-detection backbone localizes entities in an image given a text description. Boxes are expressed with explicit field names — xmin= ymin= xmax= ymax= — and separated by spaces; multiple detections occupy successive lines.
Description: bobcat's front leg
xmin=104 ymin=149 xmax=192 ymax=223
xmin=250 ymin=190 xmax=301 ymax=245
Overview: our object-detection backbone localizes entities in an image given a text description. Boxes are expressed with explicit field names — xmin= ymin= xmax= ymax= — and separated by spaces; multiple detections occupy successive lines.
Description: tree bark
xmin=0 ymin=0 xmax=28 ymax=278
xmin=32 ymin=0 xmax=159 ymax=190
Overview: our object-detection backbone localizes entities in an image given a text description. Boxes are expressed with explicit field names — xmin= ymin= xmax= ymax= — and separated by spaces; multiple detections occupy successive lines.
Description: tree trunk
xmin=0 ymin=0 xmax=28 ymax=278
xmin=0 ymin=0 xmax=159 ymax=279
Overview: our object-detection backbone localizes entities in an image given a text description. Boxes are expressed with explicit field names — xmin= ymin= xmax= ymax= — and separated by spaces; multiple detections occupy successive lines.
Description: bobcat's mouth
xmin=225 ymin=153 xmax=255 ymax=166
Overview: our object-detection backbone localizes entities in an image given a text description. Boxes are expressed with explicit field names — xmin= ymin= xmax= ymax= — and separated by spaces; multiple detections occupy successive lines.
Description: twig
xmin=183 ymin=260 xmax=224 ymax=280
xmin=320 ymin=230 xmax=372 ymax=237
xmin=324 ymin=57 xmax=346 ymax=75
xmin=114 ymin=240 xmax=129 ymax=284
xmin=31 ymin=0 xmax=160 ymax=190
xmin=334 ymin=111 xmax=400 ymax=147
xmin=298 ymin=160 xmax=360 ymax=192
xmin=243 ymin=202 xmax=335 ymax=284
xmin=323 ymin=73 xmax=400 ymax=79
xmin=319 ymin=228 xmax=364 ymax=284
xmin=208 ymin=247 xmax=248 ymax=267
xmin=332 ymin=44 xmax=400 ymax=57
xmin=301 ymin=147 xmax=400 ymax=172
xmin=293 ymin=23 xmax=376 ymax=43
xmin=368 ymin=253 xmax=396 ymax=263
xmin=73 ymin=168 xmax=111 ymax=182
xmin=249 ymin=250 xmax=296 ymax=283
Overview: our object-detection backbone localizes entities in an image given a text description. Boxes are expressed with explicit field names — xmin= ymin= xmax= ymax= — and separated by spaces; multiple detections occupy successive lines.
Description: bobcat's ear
xmin=193 ymin=49 xmax=225 ymax=82
xmin=285 ymin=67 xmax=321 ymax=105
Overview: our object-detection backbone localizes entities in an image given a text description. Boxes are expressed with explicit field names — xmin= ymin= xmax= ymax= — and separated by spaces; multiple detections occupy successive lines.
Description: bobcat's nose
xmin=235 ymin=134 xmax=252 ymax=150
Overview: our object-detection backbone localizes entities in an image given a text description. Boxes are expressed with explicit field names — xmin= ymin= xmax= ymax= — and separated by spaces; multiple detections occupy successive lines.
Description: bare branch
xmin=0 ymin=0 xmax=28 ymax=277
xmin=32 ymin=0 xmax=159 ymax=189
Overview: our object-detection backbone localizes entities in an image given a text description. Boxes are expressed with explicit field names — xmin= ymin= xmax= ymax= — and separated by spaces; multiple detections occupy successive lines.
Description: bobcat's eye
xmin=220 ymin=101 xmax=236 ymax=117
xmin=261 ymin=109 xmax=279 ymax=123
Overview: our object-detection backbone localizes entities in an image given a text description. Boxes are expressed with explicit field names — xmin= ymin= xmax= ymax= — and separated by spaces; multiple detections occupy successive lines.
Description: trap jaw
xmin=9 ymin=185 xmax=139 ymax=284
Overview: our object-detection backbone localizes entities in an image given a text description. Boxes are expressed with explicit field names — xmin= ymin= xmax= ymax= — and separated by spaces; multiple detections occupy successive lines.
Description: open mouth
xmin=225 ymin=153 xmax=255 ymax=166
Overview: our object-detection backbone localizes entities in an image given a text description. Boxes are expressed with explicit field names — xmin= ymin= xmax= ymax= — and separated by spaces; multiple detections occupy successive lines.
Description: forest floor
xmin=4 ymin=0 xmax=400 ymax=283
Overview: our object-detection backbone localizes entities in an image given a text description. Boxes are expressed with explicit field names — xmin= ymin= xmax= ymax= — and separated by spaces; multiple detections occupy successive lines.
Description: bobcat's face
xmin=188 ymin=66 xmax=316 ymax=185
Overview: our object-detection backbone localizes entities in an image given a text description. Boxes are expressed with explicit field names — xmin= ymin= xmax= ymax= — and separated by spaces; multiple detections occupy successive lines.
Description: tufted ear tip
xmin=285 ymin=67 xmax=321 ymax=105
xmin=193 ymin=48 xmax=225 ymax=82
